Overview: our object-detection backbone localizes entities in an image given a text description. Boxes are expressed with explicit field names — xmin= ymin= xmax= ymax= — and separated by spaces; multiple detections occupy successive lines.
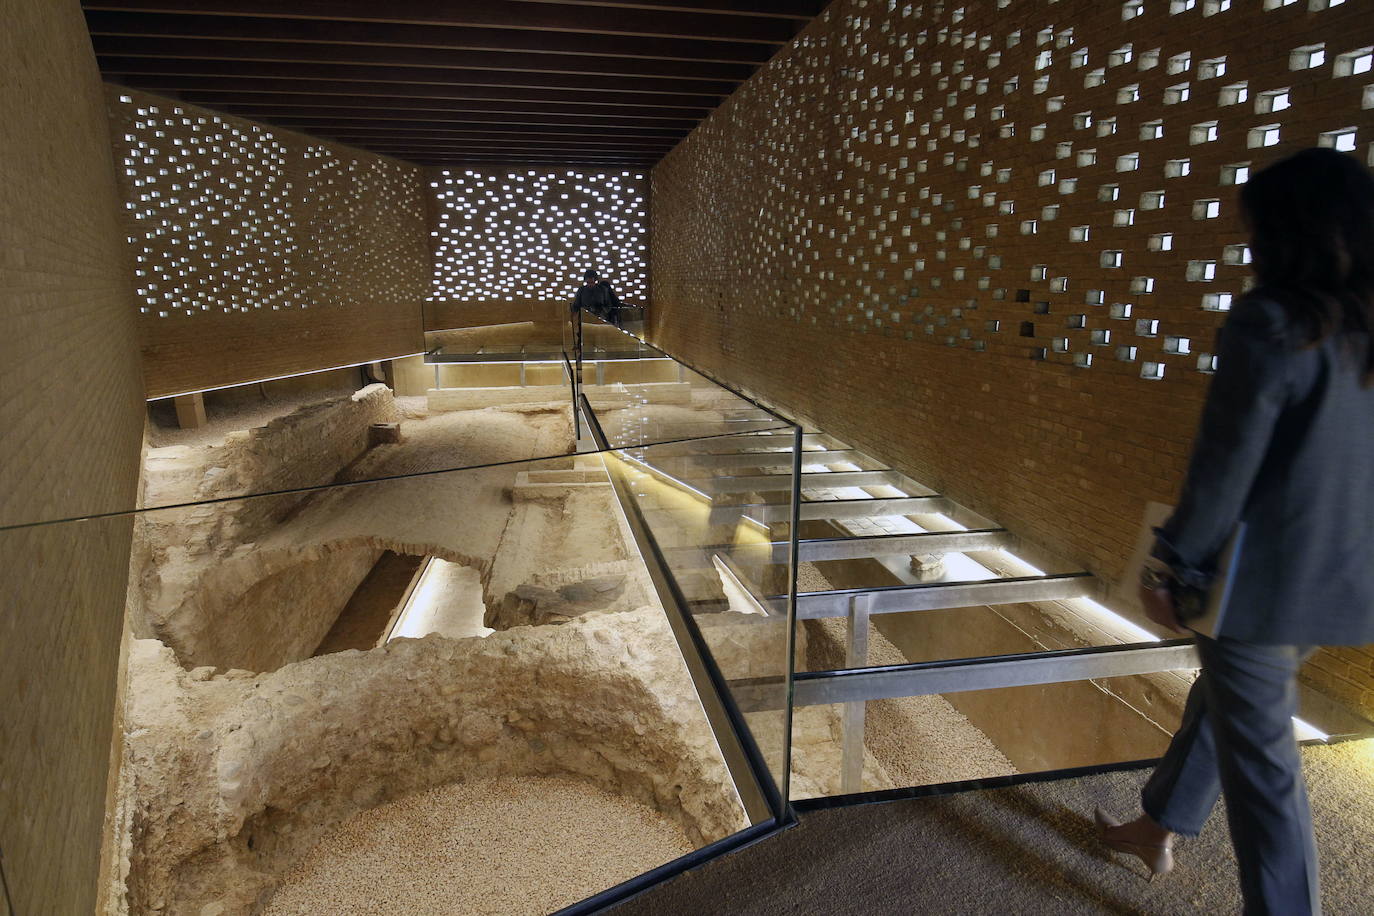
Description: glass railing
xmin=558 ymin=312 xmax=1216 ymax=806
xmin=68 ymin=315 xmax=785 ymax=525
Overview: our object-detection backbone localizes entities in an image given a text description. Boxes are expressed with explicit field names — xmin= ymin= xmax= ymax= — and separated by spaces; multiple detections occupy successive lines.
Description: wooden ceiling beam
xmin=90 ymin=37 xmax=751 ymax=87
xmin=106 ymin=73 xmax=724 ymax=109
xmin=163 ymin=93 xmax=712 ymax=122
xmin=321 ymin=135 xmax=676 ymax=149
xmin=294 ymin=125 xmax=682 ymax=140
xmin=210 ymin=107 xmax=699 ymax=129
xmin=84 ymin=12 xmax=772 ymax=63
xmin=81 ymin=2 xmax=799 ymax=44
xmin=85 ymin=2 xmax=826 ymax=168
xmin=410 ymin=157 xmax=658 ymax=165
xmin=363 ymin=146 xmax=667 ymax=159
xmin=289 ymin=128 xmax=677 ymax=143
xmin=502 ymin=0 xmax=825 ymax=18
xmin=350 ymin=135 xmax=673 ymax=148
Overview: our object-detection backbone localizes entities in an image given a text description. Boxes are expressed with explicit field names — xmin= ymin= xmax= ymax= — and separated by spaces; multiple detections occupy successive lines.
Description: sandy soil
xmin=342 ymin=404 xmax=572 ymax=480
xmin=261 ymin=777 xmax=694 ymax=916
xmin=796 ymin=563 xmax=1018 ymax=790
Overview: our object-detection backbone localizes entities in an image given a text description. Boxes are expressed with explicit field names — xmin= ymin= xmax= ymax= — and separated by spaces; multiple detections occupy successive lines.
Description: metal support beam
xmin=730 ymin=642 xmax=1200 ymax=712
xmin=704 ymin=494 xmax=952 ymax=526
xmin=789 ymin=573 xmax=1094 ymax=619
xmin=635 ymin=432 xmax=834 ymax=456
xmin=797 ymin=529 xmax=1013 ymax=563
xmin=796 ymin=643 xmax=1200 ymax=707
xmin=691 ymin=469 xmax=898 ymax=495
xmin=646 ymin=448 xmax=861 ymax=472
xmin=840 ymin=595 xmax=871 ymax=795
xmin=662 ymin=529 xmax=1017 ymax=567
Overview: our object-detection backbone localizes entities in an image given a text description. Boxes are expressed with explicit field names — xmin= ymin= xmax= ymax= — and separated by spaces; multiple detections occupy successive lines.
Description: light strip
xmin=426 ymin=356 xmax=674 ymax=367
xmin=739 ymin=514 xmax=772 ymax=536
xmin=385 ymin=556 xmax=436 ymax=643
xmin=1073 ymin=597 xmax=1163 ymax=644
xmin=431 ymin=359 xmax=566 ymax=366
xmin=615 ymin=452 xmax=712 ymax=502
xmin=1293 ymin=717 xmax=1331 ymax=742
xmin=147 ymin=351 xmax=427 ymax=402
xmin=1071 ymin=602 xmax=1328 ymax=740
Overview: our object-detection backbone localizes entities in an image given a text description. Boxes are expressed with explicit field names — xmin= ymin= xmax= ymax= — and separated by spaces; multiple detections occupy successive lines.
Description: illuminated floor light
xmin=994 ymin=548 xmax=1041 ymax=574
xmin=389 ymin=557 xmax=492 ymax=642
xmin=615 ymin=452 xmax=712 ymax=501
xmin=1293 ymin=717 xmax=1331 ymax=743
xmin=1073 ymin=597 xmax=1163 ymax=644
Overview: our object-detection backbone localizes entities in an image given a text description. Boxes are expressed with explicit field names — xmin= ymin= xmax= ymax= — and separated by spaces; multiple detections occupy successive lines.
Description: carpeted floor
xmin=610 ymin=740 xmax=1374 ymax=915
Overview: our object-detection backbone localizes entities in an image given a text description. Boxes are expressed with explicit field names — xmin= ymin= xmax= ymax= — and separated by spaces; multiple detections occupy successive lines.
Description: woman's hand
xmin=1139 ymin=584 xmax=1189 ymax=634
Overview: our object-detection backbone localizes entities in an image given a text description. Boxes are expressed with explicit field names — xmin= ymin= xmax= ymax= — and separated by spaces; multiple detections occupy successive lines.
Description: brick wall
xmin=107 ymin=89 xmax=430 ymax=398
xmin=0 ymin=0 xmax=147 ymax=911
xmin=425 ymin=166 xmax=649 ymax=331
xmin=650 ymin=0 xmax=1374 ymax=715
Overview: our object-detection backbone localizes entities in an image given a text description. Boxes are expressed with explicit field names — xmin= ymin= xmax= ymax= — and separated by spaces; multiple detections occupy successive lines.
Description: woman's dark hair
xmin=1240 ymin=147 xmax=1374 ymax=383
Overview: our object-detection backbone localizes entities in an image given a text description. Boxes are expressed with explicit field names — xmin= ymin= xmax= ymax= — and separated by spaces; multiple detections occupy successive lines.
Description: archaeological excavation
xmin=12 ymin=7 xmax=1374 ymax=912
xmin=111 ymin=336 xmax=753 ymax=914
xmin=90 ymin=318 xmax=1222 ymax=915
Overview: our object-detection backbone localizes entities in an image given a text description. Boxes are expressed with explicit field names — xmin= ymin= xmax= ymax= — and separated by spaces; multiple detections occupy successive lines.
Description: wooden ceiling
xmin=83 ymin=1 xmax=827 ymax=168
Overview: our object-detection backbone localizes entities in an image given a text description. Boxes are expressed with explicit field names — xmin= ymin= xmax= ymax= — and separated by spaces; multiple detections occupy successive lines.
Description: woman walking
xmin=1095 ymin=147 xmax=1374 ymax=915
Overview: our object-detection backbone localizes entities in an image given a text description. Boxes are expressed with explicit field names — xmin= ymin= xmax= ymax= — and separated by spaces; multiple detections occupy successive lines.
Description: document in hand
xmin=1117 ymin=501 xmax=1245 ymax=639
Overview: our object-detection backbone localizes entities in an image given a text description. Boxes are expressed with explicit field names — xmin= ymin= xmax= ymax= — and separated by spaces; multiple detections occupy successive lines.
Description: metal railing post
xmin=840 ymin=593 xmax=872 ymax=795
xmin=782 ymin=422 xmax=803 ymax=806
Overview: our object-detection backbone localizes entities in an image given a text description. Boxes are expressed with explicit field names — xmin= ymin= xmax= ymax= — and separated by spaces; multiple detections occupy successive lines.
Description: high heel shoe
xmin=1094 ymin=808 xmax=1175 ymax=881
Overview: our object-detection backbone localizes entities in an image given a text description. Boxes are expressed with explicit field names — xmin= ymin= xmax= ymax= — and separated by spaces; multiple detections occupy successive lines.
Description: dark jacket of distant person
xmin=570 ymin=279 xmax=623 ymax=322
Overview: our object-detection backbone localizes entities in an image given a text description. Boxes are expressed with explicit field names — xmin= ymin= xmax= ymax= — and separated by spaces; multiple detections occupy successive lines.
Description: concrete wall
xmin=649 ymin=0 xmax=1374 ymax=715
xmin=107 ymin=89 xmax=430 ymax=399
xmin=0 ymin=2 xmax=147 ymax=912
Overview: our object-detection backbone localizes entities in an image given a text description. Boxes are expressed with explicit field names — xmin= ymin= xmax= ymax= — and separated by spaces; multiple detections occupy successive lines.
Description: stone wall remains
xmin=130 ymin=385 xmax=402 ymax=668
xmin=117 ymin=609 xmax=747 ymax=915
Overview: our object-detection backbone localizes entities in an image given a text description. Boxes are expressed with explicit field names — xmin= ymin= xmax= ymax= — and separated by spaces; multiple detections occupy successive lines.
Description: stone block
xmin=368 ymin=422 xmax=402 ymax=445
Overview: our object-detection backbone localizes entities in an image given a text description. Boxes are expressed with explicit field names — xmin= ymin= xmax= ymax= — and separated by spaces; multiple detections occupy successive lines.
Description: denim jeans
xmin=1141 ymin=636 xmax=1320 ymax=915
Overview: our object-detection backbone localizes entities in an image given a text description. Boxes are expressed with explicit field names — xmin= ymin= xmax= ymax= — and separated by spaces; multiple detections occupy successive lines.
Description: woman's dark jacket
xmin=1155 ymin=292 xmax=1374 ymax=645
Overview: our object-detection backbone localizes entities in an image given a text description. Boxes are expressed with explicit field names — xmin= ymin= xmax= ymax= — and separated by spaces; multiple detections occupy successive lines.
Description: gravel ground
xmin=796 ymin=562 xmax=1017 ymax=789
xmin=263 ymin=776 xmax=694 ymax=916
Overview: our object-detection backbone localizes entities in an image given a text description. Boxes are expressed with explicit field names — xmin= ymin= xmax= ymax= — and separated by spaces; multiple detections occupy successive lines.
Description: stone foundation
xmin=116 ymin=609 xmax=747 ymax=915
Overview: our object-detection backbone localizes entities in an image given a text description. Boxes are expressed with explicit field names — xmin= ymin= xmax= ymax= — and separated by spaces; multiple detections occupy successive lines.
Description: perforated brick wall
xmin=107 ymin=88 xmax=430 ymax=398
xmin=425 ymin=167 xmax=648 ymax=330
xmin=649 ymin=0 xmax=1374 ymax=714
